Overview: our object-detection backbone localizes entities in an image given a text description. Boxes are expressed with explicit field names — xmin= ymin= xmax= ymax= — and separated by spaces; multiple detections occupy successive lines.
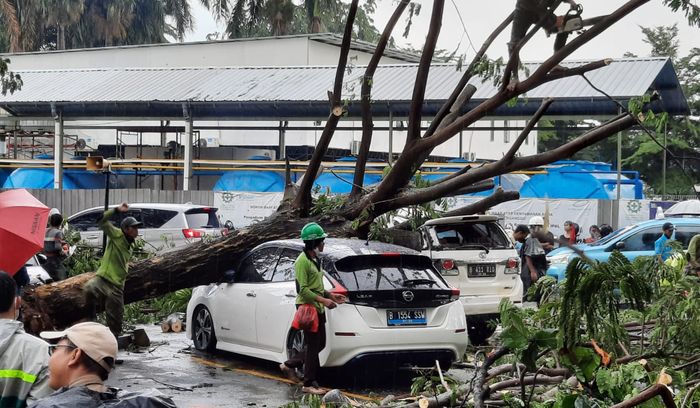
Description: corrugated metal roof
xmin=0 ymin=58 xmax=688 ymax=118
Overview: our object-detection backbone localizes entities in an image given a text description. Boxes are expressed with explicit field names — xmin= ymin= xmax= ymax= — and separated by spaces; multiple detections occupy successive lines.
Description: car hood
xmin=547 ymin=242 xmax=609 ymax=258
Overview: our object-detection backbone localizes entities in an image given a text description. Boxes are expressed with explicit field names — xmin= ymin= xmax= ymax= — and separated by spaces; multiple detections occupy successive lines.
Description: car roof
xmin=630 ymin=218 xmax=700 ymax=229
xmin=69 ymin=202 xmax=215 ymax=218
xmin=258 ymin=238 xmax=419 ymax=260
xmin=422 ymin=215 xmax=499 ymax=226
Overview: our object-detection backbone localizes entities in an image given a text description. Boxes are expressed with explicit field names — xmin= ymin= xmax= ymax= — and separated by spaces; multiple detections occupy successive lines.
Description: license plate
xmin=387 ymin=309 xmax=427 ymax=326
xmin=468 ymin=264 xmax=496 ymax=277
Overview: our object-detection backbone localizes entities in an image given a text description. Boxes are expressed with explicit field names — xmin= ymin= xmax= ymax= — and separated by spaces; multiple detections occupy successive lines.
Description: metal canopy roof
xmin=0 ymin=58 xmax=688 ymax=119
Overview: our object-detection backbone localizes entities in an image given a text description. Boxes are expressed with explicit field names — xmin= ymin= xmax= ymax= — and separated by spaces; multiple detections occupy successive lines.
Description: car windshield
xmin=185 ymin=208 xmax=220 ymax=228
xmin=426 ymin=222 xmax=511 ymax=250
xmin=331 ymin=254 xmax=446 ymax=291
xmin=593 ymin=227 xmax=630 ymax=246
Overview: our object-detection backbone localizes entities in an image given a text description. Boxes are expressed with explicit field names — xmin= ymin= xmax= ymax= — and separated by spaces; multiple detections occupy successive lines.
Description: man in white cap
xmin=33 ymin=322 xmax=176 ymax=408
xmin=32 ymin=322 xmax=117 ymax=407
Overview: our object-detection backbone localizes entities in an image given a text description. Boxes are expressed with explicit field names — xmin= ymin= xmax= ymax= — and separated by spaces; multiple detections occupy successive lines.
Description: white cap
xmin=49 ymin=208 xmax=60 ymax=216
xmin=528 ymin=216 xmax=544 ymax=226
xmin=40 ymin=322 xmax=117 ymax=372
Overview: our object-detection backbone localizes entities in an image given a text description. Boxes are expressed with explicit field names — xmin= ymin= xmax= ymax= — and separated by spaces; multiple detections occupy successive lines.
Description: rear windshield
xmin=427 ymin=222 xmax=511 ymax=250
xmin=185 ymin=208 xmax=220 ymax=228
xmin=331 ymin=255 xmax=445 ymax=291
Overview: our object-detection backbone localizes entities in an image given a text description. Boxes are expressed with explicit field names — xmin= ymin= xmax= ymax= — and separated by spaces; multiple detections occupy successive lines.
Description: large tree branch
xmin=610 ymin=384 xmax=676 ymax=408
xmin=350 ymin=0 xmax=410 ymax=198
xmin=406 ymin=0 xmax=445 ymax=143
xmin=424 ymin=12 xmax=514 ymax=138
xmin=293 ymin=0 xmax=359 ymax=215
xmin=516 ymin=0 xmax=649 ymax=92
xmin=382 ymin=113 xmax=636 ymax=212
xmin=503 ymin=98 xmax=554 ymax=164
xmin=442 ymin=188 xmax=520 ymax=217
xmin=423 ymin=0 xmax=648 ymax=151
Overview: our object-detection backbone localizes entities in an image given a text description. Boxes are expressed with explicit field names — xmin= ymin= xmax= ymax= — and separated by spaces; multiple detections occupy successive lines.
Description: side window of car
xmin=140 ymin=209 xmax=178 ymax=229
xmin=68 ymin=211 xmax=102 ymax=231
xmin=273 ymin=249 xmax=301 ymax=282
xmin=673 ymin=226 xmax=700 ymax=248
xmin=236 ymin=247 xmax=280 ymax=283
xmin=621 ymin=228 xmax=659 ymax=252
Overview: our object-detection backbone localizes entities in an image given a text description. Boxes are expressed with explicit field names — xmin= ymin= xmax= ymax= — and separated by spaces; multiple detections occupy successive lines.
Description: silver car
xmin=67 ymin=203 xmax=226 ymax=253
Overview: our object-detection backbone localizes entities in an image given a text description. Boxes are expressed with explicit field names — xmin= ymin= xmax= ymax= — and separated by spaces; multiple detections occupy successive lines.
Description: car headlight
xmin=548 ymin=254 xmax=571 ymax=264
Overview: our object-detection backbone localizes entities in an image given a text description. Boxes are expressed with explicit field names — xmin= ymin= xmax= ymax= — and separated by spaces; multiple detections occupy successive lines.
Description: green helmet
xmin=301 ymin=222 xmax=328 ymax=241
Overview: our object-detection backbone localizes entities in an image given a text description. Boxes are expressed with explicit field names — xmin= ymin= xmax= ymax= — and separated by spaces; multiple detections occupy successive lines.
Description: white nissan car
xmin=186 ymin=238 xmax=468 ymax=369
xmin=419 ymin=215 xmax=523 ymax=345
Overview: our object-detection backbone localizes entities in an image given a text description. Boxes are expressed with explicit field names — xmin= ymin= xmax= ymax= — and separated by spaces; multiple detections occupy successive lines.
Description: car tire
xmin=467 ymin=316 xmax=497 ymax=346
xmin=286 ymin=329 xmax=307 ymax=378
xmin=192 ymin=306 xmax=217 ymax=352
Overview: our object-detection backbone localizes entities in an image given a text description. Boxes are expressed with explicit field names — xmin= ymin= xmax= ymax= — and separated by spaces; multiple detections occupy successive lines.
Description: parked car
xmin=547 ymin=218 xmax=700 ymax=281
xmin=418 ymin=215 xmax=523 ymax=345
xmin=67 ymin=203 xmax=226 ymax=252
xmin=186 ymin=238 xmax=468 ymax=370
xmin=25 ymin=254 xmax=53 ymax=285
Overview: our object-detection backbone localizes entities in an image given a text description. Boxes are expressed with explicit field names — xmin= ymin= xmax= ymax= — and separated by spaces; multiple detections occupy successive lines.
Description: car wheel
xmin=467 ymin=316 xmax=497 ymax=346
xmin=192 ymin=306 xmax=217 ymax=352
xmin=286 ymin=329 xmax=306 ymax=378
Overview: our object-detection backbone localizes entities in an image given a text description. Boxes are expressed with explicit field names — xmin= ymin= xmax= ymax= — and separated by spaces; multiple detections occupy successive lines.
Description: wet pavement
xmin=106 ymin=324 xmax=484 ymax=407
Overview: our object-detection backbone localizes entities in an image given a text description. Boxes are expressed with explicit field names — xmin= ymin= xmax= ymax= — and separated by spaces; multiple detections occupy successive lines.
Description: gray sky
xmin=186 ymin=1 xmax=699 ymax=61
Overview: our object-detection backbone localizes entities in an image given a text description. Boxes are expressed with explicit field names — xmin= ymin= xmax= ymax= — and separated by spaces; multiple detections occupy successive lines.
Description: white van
xmin=419 ymin=215 xmax=523 ymax=344
xmin=68 ymin=203 xmax=226 ymax=253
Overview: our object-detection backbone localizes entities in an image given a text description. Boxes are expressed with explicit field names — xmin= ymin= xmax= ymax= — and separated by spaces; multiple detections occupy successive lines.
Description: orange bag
xmin=291 ymin=304 xmax=319 ymax=333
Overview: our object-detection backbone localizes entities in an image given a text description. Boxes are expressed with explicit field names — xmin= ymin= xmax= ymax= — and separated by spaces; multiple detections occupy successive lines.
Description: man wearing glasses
xmin=0 ymin=272 xmax=52 ymax=407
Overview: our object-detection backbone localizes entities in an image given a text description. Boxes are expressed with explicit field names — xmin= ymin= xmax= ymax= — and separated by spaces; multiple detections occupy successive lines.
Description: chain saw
xmin=557 ymin=4 xmax=607 ymax=34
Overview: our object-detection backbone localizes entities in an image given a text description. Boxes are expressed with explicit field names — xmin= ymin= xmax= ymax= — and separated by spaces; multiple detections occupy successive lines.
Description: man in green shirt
xmin=84 ymin=202 xmax=141 ymax=338
xmin=279 ymin=223 xmax=345 ymax=395
xmin=687 ymin=234 xmax=700 ymax=277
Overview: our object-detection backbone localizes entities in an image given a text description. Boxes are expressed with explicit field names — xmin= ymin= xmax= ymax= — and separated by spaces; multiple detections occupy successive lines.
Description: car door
xmin=138 ymin=208 xmax=179 ymax=251
xmin=255 ymin=248 xmax=300 ymax=352
xmin=612 ymin=227 xmax=661 ymax=261
xmin=212 ymin=246 xmax=280 ymax=347
xmin=68 ymin=209 xmax=104 ymax=247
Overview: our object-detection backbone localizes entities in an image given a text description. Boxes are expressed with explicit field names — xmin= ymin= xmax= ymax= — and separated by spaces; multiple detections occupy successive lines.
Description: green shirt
xmin=295 ymin=252 xmax=327 ymax=314
xmin=688 ymin=234 xmax=700 ymax=270
xmin=95 ymin=209 xmax=133 ymax=287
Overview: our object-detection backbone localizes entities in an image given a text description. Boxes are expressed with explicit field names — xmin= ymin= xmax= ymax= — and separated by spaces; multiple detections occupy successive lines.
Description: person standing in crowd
xmin=279 ymin=223 xmax=346 ymax=395
xmin=43 ymin=213 xmax=68 ymax=282
xmin=685 ymin=233 xmax=700 ymax=277
xmin=0 ymin=272 xmax=52 ymax=407
xmin=528 ymin=216 xmax=555 ymax=253
xmin=84 ymin=202 xmax=141 ymax=338
xmin=655 ymin=222 xmax=675 ymax=263
xmin=599 ymin=224 xmax=613 ymax=238
xmin=559 ymin=220 xmax=578 ymax=245
xmin=513 ymin=224 xmax=547 ymax=299
xmin=585 ymin=225 xmax=602 ymax=243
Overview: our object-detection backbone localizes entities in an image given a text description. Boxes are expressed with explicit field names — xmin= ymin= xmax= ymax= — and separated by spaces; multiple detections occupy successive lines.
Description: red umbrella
xmin=0 ymin=189 xmax=50 ymax=276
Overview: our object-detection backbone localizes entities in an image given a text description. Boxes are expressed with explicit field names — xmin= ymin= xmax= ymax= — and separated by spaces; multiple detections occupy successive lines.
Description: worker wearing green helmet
xmin=280 ymin=222 xmax=346 ymax=395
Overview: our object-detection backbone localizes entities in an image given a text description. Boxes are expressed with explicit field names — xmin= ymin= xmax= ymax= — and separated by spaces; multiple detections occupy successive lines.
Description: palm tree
xmin=39 ymin=0 xmax=84 ymax=49
xmin=0 ymin=0 xmax=45 ymax=52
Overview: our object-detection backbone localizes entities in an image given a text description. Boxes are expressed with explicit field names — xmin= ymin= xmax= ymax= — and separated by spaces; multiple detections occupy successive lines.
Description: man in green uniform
xmin=687 ymin=233 xmax=700 ymax=277
xmin=279 ymin=223 xmax=346 ymax=395
xmin=84 ymin=202 xmax=141 ymax=338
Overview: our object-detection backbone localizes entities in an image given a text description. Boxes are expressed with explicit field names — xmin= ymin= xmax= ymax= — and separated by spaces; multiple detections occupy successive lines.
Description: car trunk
xmin=329 ymin=254 xmax=456 ymax=328
xmin=184 ymin=207 xmax=224 ymax=238
xmin=433 ymin=249 xmax=517 ymax=297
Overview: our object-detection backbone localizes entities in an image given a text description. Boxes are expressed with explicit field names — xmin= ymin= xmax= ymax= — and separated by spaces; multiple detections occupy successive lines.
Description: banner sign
xmin=485 ymin=199 xmax=597 ymax=238
xmin=214 ymin=191 xmax=283 ymax=229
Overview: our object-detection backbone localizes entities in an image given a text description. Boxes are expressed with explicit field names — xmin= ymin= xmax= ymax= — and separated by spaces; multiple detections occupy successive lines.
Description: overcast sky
xmin=185 ymin=1 xmax=699 ymax=62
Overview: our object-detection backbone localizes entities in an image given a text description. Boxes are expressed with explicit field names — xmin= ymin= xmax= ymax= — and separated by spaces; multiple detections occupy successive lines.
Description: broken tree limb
xmin=610 ymin=384 xmax=676 ymax=408
xmin=503 ymin=98 xmax=554 ymax=164
xmin=487 ymin=375 xmax=566 ymax=397
xmin=350 ymin=0 xmax=410 ymax=198
xmin=443 ymin=189 xmax=520 ymax=218
xmin=474 ymin=348 xmax=510 ymax=408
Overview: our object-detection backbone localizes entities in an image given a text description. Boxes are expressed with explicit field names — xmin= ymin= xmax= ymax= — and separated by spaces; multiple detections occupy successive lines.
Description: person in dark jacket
xmin=31 ymin=322 xmax=175 ymax=408
xmin=43 ymin=213 xmax=68 ymax=282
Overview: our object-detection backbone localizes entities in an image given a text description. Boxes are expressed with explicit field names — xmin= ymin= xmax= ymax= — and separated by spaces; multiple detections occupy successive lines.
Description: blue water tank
xmin=213 ymin=155 xmax=285 ymax=192
xmin=2 ymin=168 xmax=113 ymax=189
xmin=313 ymin=157 xmax=382 ymax=194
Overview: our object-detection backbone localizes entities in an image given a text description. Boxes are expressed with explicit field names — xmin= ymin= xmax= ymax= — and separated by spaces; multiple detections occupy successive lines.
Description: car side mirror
xmin=36 ymin=254 xmax=48 ymax=265
xmin=615 ymin=241 xmax=625 ymax=250
xmin=222 ymin=269 xmax=236 ymax=283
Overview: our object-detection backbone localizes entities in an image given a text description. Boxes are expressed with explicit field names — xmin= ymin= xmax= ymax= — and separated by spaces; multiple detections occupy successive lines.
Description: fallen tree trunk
xmin=22 ymin=211 xmax=353 ymax=332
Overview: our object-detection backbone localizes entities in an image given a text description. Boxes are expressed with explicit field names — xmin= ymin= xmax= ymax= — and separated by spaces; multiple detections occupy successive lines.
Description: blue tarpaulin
xmin=520 ymin=161 xmax=643 ymax=199
xmin=2 ymin=168 xmax=112 ymax=189
xmin=213 ymin=170 xmax=286 ymax=192
xmin=313 ymin=157 xmax=382 ymax=194
xmin=421 ymin=159 xmax=529 ymax=197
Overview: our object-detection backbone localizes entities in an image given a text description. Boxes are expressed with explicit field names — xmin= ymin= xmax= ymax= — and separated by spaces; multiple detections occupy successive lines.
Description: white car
xmin=67 ymin=203 xmax=226 ymax=253
xmin=25 ymin=254 xmax=53 ymax=285
xmin=419 ymin=215 xmax=523 ymax=345
xmin=186 ymin=238 xmax=468 ymax=369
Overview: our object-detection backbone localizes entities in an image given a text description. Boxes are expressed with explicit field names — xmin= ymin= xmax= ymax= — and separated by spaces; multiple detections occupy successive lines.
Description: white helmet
xmin=49 ymin=208 xmax=61 ymax=216
xmin=528 ymin=216 xmax=544 ymax=226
